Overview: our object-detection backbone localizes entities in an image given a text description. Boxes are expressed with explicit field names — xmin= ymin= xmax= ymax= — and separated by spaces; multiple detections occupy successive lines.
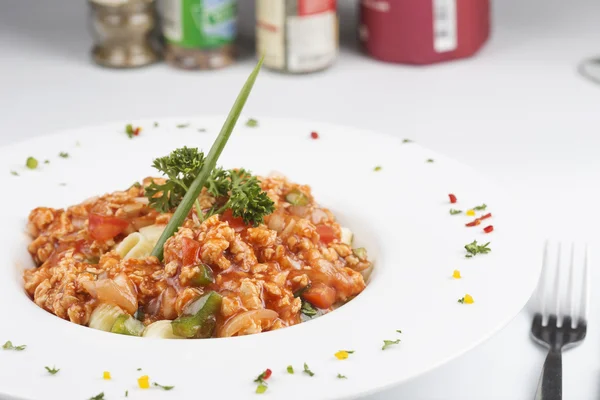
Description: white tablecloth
xmin=1 ymin=0 xmax=600 ymax=398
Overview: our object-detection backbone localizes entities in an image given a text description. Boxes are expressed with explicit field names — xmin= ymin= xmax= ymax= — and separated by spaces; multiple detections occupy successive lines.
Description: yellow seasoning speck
xmin=466 ymin=210 xmax=475 ymax=216
xmin=334 ymin=351 xmax=349 ymax=360
xmin=103 ymin=371 xmax=111 ymax=380
xmin=138 ymin=375 xmax=150 ymax=389
xmin=464 ymin=294 xmax=474 ymax=304
xmin=452 ymin=270 xmax=461 ymax=279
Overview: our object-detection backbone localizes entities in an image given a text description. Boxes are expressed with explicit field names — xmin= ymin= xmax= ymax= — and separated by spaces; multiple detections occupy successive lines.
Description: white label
xmin=159 ymin=0 xmax=182 ymax=41
xmin=287 ymin=11 xmax=337 ymax=73
xmin=433 ymin=0 xmax=457 ymax=53
xmin=256 ymin=0 xmax=285 ymax=70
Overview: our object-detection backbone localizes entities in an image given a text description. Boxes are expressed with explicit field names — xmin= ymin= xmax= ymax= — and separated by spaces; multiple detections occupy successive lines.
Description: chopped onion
xmin=133 ymin=197 xmax=150 ymax=204
xmin=286 ymin=257 xmax=302 ymax=270
xmin=83 ymin=273 xmax=138 ymax=314
xmin=340 ymin=228 xmax=354 ymax=245
xmin=160 ymin=286 xmax=178 ymax=320
xmin=220 ymin=309 xmax=278 ymax=337
xmin=71 ymin=217 xmax=86 ymax=230
xmin=289 ymin=205 xmax=308 ymax=217
xmin=281 ymin=219 xmax=296 ymax=238
xmin=267 ymin=213 xmax=285 ymax=232
xmin=310 ymin=209 xmax=328 ymax=224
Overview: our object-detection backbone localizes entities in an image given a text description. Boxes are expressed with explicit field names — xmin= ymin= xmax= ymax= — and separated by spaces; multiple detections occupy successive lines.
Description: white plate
xmin=0 ymin=117 xmax=541 ymax=400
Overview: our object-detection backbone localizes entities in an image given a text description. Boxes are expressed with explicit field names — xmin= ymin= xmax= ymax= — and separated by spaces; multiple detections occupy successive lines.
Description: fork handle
xmin=535 ymin=348 xmax=562 ymax=400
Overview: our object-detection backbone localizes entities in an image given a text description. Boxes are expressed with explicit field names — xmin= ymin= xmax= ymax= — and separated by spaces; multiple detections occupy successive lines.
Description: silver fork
xmin=530 ymin=242 xmax=590 ymax=400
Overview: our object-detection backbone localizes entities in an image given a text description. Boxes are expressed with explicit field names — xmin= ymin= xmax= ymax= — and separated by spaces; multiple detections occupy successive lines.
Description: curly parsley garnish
xmin=145 ymin=147 xmax=205 ymax=213
xmin=465 ymin=240 xmax=491 ymax=258
xmin=303 ymin=363 xmax=315 ymax=377
xmin=176 ymin=123 xmax=190 ymax=128
xmin=246 ymin=118 xmax=258 ymax=127
xmin=402 ymin=138 xmax=412 ymax=143
xmin=88 ymin=393 xmax=104 ymax=400
xmin=153 ymin=382 xmax=174 ymax=391
xmin=396 ymin=329 xmax=402 ymax=334
xmin=449 ymin=209 xmax=462 ymax=215
xmin=337 ymin=373 xmax=347 ymax=379
xmin=472 ymin=204 xmax=487 ymax=211
xmin=145 ymin=147 xmax=274 ymax=226
xmin=2 ymin=341 xmax=26 ymax=351
xmin=426 ymin=158 xmax=434 ymax=163
xmin=58 ymin=152 xmax=69 ymax=158
xmin=10 ymin=170 xmax=18 ymax=176
xmin=382 ymin=339 xmax=400 ymax=350
xmin=374 ymin=166 xmax=382 ymax=172
xmin=287 ymin=365 xmax=294 ymax=374
xmin=45 ymin=366 xmax=60 ymax=375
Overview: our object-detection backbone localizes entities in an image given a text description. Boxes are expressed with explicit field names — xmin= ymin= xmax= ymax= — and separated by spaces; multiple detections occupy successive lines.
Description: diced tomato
xmin=88 ymin=213 xmax=128 ymax=241
xmin=483 ymin=225 xmax=494 ymax=233
xmin=263 ymin=369 xmax=272 ymax=380
xmin=221 ymin=209 xmax=247 ymax=231
xmin=181 ymin=237 xmax=201 ymax=266
xmin=302 ymin=283 xmax=336 ymax=309
xmin=448 ymin=194 xmax=457 ymax=204
xmin=316 ymin=224 xmax=336 ymax=244
xmin=465 ymin=219 xmax=481 ymax=227
xmin=480 ymin=213 xmax=492 ymax=220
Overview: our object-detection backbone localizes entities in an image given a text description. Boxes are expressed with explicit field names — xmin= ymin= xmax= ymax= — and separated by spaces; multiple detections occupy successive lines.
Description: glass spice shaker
xmin=89 ymin=0 xmax=160 ymax=68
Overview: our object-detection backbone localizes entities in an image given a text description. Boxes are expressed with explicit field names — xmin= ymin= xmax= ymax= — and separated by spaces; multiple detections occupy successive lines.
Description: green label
xmin=169 ymin=0 xmax=237 ymax=48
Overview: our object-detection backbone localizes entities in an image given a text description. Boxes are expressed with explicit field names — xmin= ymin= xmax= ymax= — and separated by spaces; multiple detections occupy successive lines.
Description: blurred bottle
xmin=359 ymin=0 xmax=490 ymax=65
xmin=89 ymin=0 xmax=160 ymax=68
xmin=256 ymin=0 xmax=338 ymax=74
xmin=159 ymin=0 xmax=237 ymax=69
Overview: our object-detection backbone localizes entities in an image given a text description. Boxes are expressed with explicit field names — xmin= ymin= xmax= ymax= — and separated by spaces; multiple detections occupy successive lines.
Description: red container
xmin=359 ymin=0 xmax=490 ymax=65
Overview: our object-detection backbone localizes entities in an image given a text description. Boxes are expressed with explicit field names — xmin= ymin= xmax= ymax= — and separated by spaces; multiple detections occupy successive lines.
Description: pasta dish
xmin=23 ymin=148 xmax=372 ymax=339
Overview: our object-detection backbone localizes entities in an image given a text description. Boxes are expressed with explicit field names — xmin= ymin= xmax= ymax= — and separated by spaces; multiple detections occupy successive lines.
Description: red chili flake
xmin=263 ymin=369 xmax=272 ymax=380
xmin=465 ymin=219 xmax=481 ymax=227
xmin=448 ymin=194 xmax=457 ymax=204
xmin=483 ymin=225 xmax=494 ymax=233
xmin=310 ymin=131 xmax=319 ymax=139
xmin=480 ymin=213 xmax=492 ymax=220
xmin=133 ymin=127 xmax=141 ymax=136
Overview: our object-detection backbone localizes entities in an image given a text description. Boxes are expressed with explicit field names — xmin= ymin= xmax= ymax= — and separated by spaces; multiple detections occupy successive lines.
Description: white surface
xmin=1 ymin=0 xmax=600 ymax=398
xmin=0 ymin=117 xmax=541 ymax=400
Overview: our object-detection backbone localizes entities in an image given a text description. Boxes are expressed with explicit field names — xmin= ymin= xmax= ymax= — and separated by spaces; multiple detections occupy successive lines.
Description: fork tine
xmin=579 ymin=244 xmax=590 ymax=323
xmin=537 ymin=241 xmax=551 ymax=321
xmin=567 ymin=242 xmax=576 ymax=328
xmin=553 ymin=242 xmax=562 ymax=325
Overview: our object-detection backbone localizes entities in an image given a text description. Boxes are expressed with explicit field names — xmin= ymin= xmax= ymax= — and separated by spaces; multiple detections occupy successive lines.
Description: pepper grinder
xmin=89 ymin=0 xmax=160 ymax=68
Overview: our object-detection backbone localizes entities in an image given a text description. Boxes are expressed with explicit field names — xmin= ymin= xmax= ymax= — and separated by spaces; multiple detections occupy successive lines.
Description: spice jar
xmin=89 ymin=0 xmax=160 ymax=68
xmin=359 ymin=0 xmax=490 ymax=65
xmin=160 ymin=0 xmax=237 ymax=70
xmin=256 ymin=0 xmax=338 ymax=74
